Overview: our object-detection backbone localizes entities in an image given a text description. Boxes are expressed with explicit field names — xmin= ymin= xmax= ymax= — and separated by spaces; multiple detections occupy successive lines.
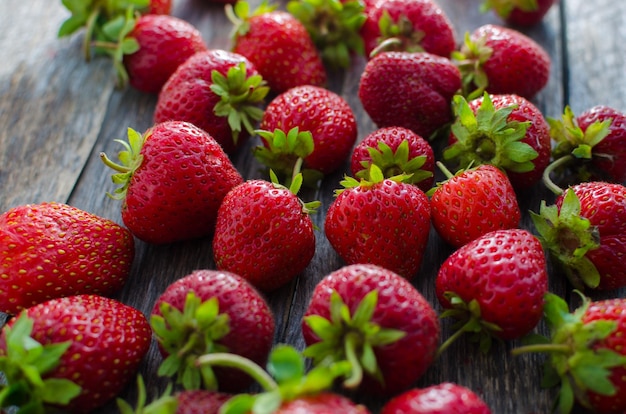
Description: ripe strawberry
xmin=153 ymin=49 xmax=269 ymax=154
xmin=453 ymin=24 xmax=550 ymax=100
xmin=147 ymin=0 xmax=172 ymax=14
xmin=381 ymin=382 xmax=492 ymax=414
xmin=360 ymin=0 xmax=456 ymax=58
xmin=444 ymin=93 xmax=551 ymax=189
xmin=324 ymin=166 xmax=431 ymax=280
xmin=531 ymin=182 xmax=626 ymax=291
xmin=436 ymin=229 xmax=548 ymax=353
xmin=0 ymin=202 xmax=134 ymax=315
xmin=100 ymin=121 xmax=243 ymax=244
xmin=358 ymin=51 xmax=462 ymax=140
xmin=481 ymin=0 xmax=557 ymax=27
xmin=212 ymin=173 xmax=318 ymax=292
xmin=226 ymin=1 xmax=327 ymax=94
xmin=512 ymin=293 xmax=626 ymax=414
xmin=0 ymin=294 xmax=151 ymax=413
xmin=350 ymin=126 xmax=435 ymax=192
xmin=302 ymin=264 xmax=440 ymax=395
xmin=430 ymin=164 xmax=521 ymax=248
xmin=150 ymin=269 xmax=275 ymax=392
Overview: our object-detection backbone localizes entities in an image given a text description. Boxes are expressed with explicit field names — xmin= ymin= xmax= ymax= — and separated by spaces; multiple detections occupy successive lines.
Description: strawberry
xmin=150 ymin=269 xmax=275 ymax=392
xmin=153 ymin=49 xmax=269 ymax=154
xmin=360 ymin=0 xmax=456 ymax=59
xmin=358 ymin=51 xmax=462 ymax=140
xmin=512 ymin=293 xmax=626 ymax=414
xmin=324 ymin=166 xmax=431 ymax=280
xmin=302 ymin=264 xmax=440 ymax=396
xmin=212 ymin=173 xmax=319 ymax=292
xmin=481 ymin=0 xmax=557 ymax=27
xmin=0 ymin=294 xmax=151 ymax=413
xmin=381 ymin=382 xmax=492 ymax=414
xmin=436 ymin=228 xmax=548 ymax=353
xmin=350 ymin=126 xmax=435 ymax=192
xmin=453 ymin=24 xmax=550 ymax=100
xmin=531 ymin=182 xmax=626 ymax=291
xmin=0 ymin=202 xmax=134 ymax=315
xmin=430 ymin=164 xmax=521 ymax=248
xmin=443 ymin=93 xmax=551 ymax=189
xmin=100 ymin=121 xmax=243 ymax=244
xmin=226 ymin=1 xmax=327 ymax=94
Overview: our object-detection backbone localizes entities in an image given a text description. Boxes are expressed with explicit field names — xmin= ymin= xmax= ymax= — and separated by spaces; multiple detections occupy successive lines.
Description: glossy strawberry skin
xmin=212 ymin=180 xmax=316 ymax=292
xmin=146 ymin=0 xmax=172 ymax=14
xmin=0 ymin=202 xmax=134 ymax=315
xmin=174 ymin=390 xmax=232 ymax=414
xmin=503 ymin=0 xmax=557 ymax=26
xmin=0 ymin=294 xmax=151 ymax=413
xmin=276 ymin=393 xmax=371 ymax=413
xmin=431 ymin=164 xmax=521 ymax=248
xmin=124 ymin=14 xmax=206 ymax=94
xmin=381 ymin=382 xmax=492 ymax=414
xmin=436 ymin=229 xmax=548 ymax=340
xmin=359 ymin=51 xmax=462 ymax=139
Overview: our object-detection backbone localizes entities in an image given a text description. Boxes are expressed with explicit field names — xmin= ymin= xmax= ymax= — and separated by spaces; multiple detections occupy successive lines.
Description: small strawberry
xmin=358 ymin=51 xmax=462 ymax=140
xmin=530 ymin=182 xmax=626 ymax=291
xmin=150 ymin=269 xmax=275 ymax=392
xmin=153 ymin=49 xmax=270 ymax=154
xmin=302 ymin=264 xmax=440 ymax=395
xmin=512 ymin=293 xmax=626 ymax=414
xmin=443 ymin=93 xmax=551 ymax=189
xmin=100 ymin=121 xmax=243 ymax=244
xmin=350 ymin=126 xmax=435 ymax=193
xmin=0 ymin=294 xmax=151 ymax=413
xmin=436 ymin=229 xmax=548 ymax=354
xmin=452 ymin=24 xmax=550 ymax=100
xmin=381 ymin=382 xmax=492 ymax=414
xmin=430 ymin=163 xmax=521 ymax=248
xmin=0 ymin=202 xmax=134 ymax=315
xmin=226 ymin=1 xmax=327 ymax=94
xmin=324 ymin=165 xmax=431 ymax=280
xmin=481 ymin=0 xmax=557 ymax=27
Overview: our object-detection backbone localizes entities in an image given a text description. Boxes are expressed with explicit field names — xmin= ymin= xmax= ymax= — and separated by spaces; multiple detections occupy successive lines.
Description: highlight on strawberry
xmin=381 ymin=382 xmax=492 ymax=414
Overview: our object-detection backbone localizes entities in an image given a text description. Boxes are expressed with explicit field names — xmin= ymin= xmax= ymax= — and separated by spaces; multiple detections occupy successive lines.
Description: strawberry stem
xmin=542 ymin=154 xmax=572 ymax=196
xmin=195 ymin=353 xmax=278 ymax=391
xmin=510 ymin=343 xmax=571 ymax=356
xmin=342 ymin=332 xmax=364 ymax=389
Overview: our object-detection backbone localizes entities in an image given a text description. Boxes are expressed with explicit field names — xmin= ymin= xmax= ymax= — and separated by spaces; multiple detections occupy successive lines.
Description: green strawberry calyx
xmin=268 ymin=169 xmax=322 ymax=216
xmin=369 ymin=11 xmax=426 ymax=58
xmin=512 ymin=292 xmax=626 ymax=414
xmin=150 ymin=292 xmax=231 ymax=391
xmin=117 ymin=375 xmax=178 ymax=414
xmin=530 ymin=189 xmax=602 ymax=290
xmin=0 ymin=313 xmax=82 ymax=412
xmin=337 ymin=163 xmax=414 ymax=196
xmin=226 ymin=0 xmax=278 ymax=40
xmin=480 ymin=0 xmax=539 ymax=19
xmin=451 ymin=33 xmax=493 ymax=100
xmin=100 ymin=127 xmax=146 ymax=200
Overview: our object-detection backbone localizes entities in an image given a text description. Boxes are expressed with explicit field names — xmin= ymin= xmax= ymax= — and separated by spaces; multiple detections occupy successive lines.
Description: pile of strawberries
xmin=1 ymin=0 xmax=626 ymax=413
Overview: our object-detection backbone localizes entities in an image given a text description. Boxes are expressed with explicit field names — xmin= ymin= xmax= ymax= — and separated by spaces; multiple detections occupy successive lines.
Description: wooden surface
xmin=1 ymin=0 xmax=625 ymax=412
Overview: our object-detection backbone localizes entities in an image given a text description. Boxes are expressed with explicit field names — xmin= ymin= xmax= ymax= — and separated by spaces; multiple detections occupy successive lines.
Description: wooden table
xmin=1 ymin=0 xmax=625 ymax=412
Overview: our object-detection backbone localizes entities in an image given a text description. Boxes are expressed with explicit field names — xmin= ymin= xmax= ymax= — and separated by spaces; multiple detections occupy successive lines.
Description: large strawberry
xmin=358 ymin=51 xmax=462 ymax=140
xmin=0 ymin=202 xmax=134 ymax=315
xmin=481 ymin=0 xmax=558 ymax=26
xmin=302 ymin=264 xmax=440 ymax=396
xmin=324 ymin=166 xmax=431 ymax=280
xmin=100 ymin=121 xmax=243 ymax=244
xmin=153 ymin=49 xmax=269 ymax=154
xmin=226 ymin=1 xmax=327 ymax=94
xmin=531 ymin=182 xmax=626 ymax=291
xmin=443 ymin=93 xmax=551 ymax=189
xmin=150 ymin=269 xmax=275 ymax=392
xmin=436 ymin=228 xmax=548 ymax=353
xmin=381 ymin=382 xmax=492 ymax=414
xmin=430 ymin=164 xmax=521 ymax=248
xmin=0 ymin=294 xmax=151 ymax=413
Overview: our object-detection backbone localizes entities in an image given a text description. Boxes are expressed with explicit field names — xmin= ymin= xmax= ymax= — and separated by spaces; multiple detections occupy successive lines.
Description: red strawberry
xmin=453 ymin=24 xmax=550 ymax=100
xmin=146 ymin=0 xmax=172 ymax=14
xmin=100 ymin=121 xmax=243 ymax=244
xmin=212 ymin=173 xmax=318 ymax=292
xmin=0 ymin=202 xmax=134 ymax=315
xmin=436 ymin=228 xmax=548 ymax=353
xmin=358 ymin=51 xmax=462 ymax=140
xmin=482 ymin=0 xmax=557 ymax=27
xmin=0 ymin=294 xmax=151 ymax=413
xmin=226 ymin=1 xmax=327 ymax=94
xmin=272 ymin=393 xmax=371 ymax=413
xmin=324 ymin=166 xmax=431 ymax=280
xmin=430 ymin=164 xmax=521 ymax=248
xmin=531 ymin=182 xmax=626 ymax=291
xmin=150 ymin=269 xmax=275 ymax=392
xmin=153 ymin=49 xmax=269 ymax=154
xmin=302 ymin=264 xmax=440 ymax=395
xmin=381 ymin=382 xmax=492 ymax=414
xmin=350 ymin=126 xmax=435 ymax=192
xmin=444 ymin=93 xmax=551 ymax=189
xmin=360 ymin=0 xmax=456 ymax=58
